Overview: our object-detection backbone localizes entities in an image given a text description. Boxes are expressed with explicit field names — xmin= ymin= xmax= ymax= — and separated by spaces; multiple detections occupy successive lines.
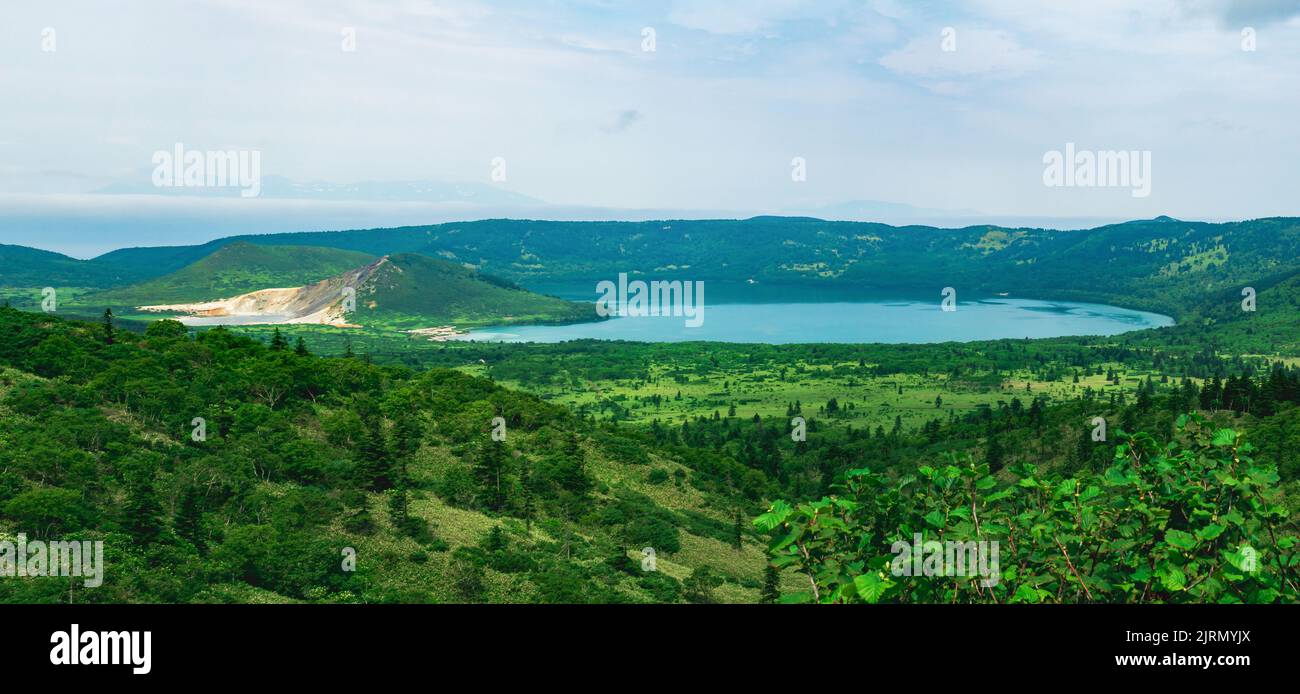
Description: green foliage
xmin=144 ymin=319 xmax=188 ymax=339
xmin=683 ymin=565 xmax=723 ymax=604
xmin=3 ymin=488 xmax=89 ymax=538
xmin=757 ymin=416 xmax=1297 ymax=603
xmin=0 ymin=307 xmax=760 ymax=604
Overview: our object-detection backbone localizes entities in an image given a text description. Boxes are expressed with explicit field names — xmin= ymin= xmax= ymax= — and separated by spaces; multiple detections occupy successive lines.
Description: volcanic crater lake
xmin=457 ymin=284 xmax=1174 ymax=345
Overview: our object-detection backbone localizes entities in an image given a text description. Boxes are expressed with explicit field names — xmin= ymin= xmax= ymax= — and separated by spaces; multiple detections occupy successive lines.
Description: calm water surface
xmin=458 ymin=291 xmax=1173 ymax=345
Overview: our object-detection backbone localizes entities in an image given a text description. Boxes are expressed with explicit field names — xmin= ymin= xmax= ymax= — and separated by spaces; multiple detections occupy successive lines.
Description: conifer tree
xmin=519 ymin=459 xmax=535 ymax=533
xmin=360 ymin=417 xmax=394 ymax=490
xmin=123 ymin=480 xmax=163 ymax=543
xmin=985 ymin=434 xmax=1005 ymax=472
xmin=102 ymin=308 xmax=115 ymax=345
xmin=760 ymin=564 xmax=781 ymax=604
xmin=474 ymin=437 xmax=509 ymax=511
xmin=174 ymin=484 xmax=204 ymax=550
xmin=483 ymin=525 xmax=507 ymax=553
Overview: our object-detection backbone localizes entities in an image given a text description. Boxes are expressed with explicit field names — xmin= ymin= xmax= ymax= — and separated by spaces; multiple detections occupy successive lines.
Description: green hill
xmin=89 ymin=240 xmax=231 ymax=283
xmin=84 ymin=242 xmax=378 ymax=307
xmin=0 ymin=306 xmax=774 ymax=604
xmin=346 ymin=253 xmax=596 ymax=329
xmin=0 ymin=244 xmax=141 ymax=288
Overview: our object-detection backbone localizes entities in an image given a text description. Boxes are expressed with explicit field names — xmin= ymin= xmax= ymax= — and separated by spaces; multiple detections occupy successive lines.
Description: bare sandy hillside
xmin=138 ymin=257 xmax=389 ymax=327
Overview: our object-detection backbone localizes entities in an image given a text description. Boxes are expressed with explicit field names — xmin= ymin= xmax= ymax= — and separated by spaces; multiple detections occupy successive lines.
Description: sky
xmin=3 ymin=0 xmax=1300 ymax=257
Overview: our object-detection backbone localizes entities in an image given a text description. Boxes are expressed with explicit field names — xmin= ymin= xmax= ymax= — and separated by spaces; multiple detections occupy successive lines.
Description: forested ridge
xmin=11 ymin=216 xmax=1300 ymax=323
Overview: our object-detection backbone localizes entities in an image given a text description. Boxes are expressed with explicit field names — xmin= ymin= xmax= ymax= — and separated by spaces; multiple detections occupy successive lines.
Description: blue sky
xmin=3 ymin=1 xmax=1300 ymax=256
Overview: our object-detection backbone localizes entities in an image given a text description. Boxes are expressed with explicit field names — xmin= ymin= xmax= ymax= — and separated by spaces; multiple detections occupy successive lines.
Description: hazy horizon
xmin=5 ymin=0 xmax=1300 ymax=256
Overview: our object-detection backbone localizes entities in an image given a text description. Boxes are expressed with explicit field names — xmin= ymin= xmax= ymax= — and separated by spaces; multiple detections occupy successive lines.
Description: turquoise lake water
xmin=457 ymin=286 xmax=1174 ymax=344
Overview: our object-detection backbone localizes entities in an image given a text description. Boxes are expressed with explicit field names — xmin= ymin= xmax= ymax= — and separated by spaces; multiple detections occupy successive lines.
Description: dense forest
xmin=1 ymin=303 xmax=1295 ymax=603
xmin=0 ymin=307 xmax=771 ymax=603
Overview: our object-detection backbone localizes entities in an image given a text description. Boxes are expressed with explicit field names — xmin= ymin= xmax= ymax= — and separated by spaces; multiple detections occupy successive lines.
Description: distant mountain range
xmin=801 ymin=199 xmax=981 ymax=220
xmin=95 ymin=175 xmax=545 ymax=207
xmin=1 ymin=182 xmax=1134 ymax=258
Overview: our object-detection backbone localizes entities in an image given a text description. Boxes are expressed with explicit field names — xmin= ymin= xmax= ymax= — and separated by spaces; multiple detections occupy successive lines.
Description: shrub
xmin=756 ymin=415 xmax=1297 ymax=604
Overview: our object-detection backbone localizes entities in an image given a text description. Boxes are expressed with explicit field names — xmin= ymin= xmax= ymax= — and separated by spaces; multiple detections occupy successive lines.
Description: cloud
xmin=667 ymin=0 xmax=819 ymax=34
xmin=601 ymin=109 xmax=644 ymax=134
xmin=665 ymin=0 xmax=868 ymax=35
xmin=4 ymin=0 xmax=1300 ymax=225
xmin=1181 ymin=0 xmax=1300 ymax=27
xmin=879 ymin=28 xmax=1042 ymax=82
xmin=1179 ymin=116 xmax=1251 ymax=133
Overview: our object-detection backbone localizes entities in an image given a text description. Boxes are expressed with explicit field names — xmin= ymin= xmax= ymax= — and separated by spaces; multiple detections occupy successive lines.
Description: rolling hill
xmin=134 ymin=252 xmax=598 ymax=330
xmin=86 ymin=242 xmax=378 ymax=306
xmin=0 ymin=243 xmax=143 ymax=288
xmin=338 ymin=252 xmax=597 ymax=329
